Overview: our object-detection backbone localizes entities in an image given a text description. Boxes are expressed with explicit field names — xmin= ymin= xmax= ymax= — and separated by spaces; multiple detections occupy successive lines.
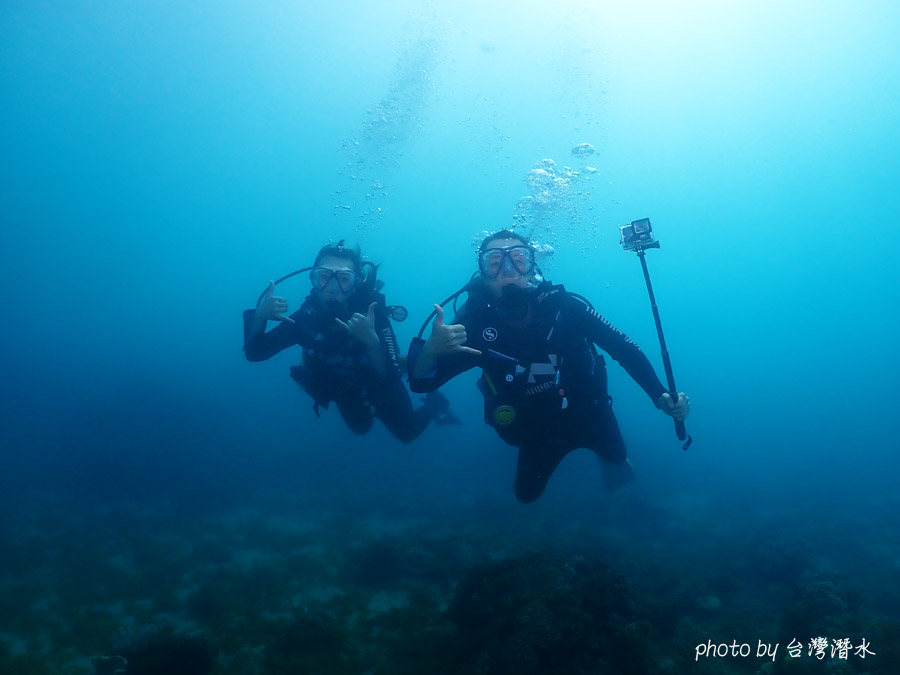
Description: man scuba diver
xmin=407 ymin=230 xmax=689 ymax=502
xmin=244 ymin=240 xmax=459 ymax=442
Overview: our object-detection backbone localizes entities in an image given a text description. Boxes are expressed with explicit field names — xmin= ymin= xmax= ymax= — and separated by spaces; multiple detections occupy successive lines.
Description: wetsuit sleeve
xmin=566 ymin=296 xmax=667 ymax=404
xmin=242 ymin=308 xmax=308 ymax=362
xmin=406 ymin=312 xmax=480 ymax=393
xmin=407 ymin=350 xmax=478 ymax=393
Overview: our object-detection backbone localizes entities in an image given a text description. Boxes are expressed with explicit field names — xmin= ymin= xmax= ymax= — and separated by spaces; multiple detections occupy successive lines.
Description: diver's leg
xmin=513 ymin=441 xmax=570 ymax=503
xmin=587 ymin=401 xmax=627 ymax=464
xmin=585 ymin=404 xmax=633 ymax=489
xmin=421 ymin=390 xmax=461 ymax=425
xmin=384 ymin=404 xmax=433 ymax=444
xmin=335 ymin=395 xmax=375 ymax=435
xmin=378 ymin=399 xmax=431 ymax=444
xmin=371 ymin=375 xmax=430 ymax=443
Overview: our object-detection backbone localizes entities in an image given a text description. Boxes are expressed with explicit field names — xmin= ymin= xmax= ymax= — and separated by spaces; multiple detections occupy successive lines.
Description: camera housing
xmin=619 ymin=217 xmax=659 ymax=252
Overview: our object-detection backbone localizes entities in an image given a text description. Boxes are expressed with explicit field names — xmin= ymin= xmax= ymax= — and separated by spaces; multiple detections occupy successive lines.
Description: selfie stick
xmin=621 ymin=218 xmax=692 ymax=450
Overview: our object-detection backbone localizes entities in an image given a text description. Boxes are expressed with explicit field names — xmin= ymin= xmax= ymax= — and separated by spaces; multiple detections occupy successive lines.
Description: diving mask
xmin=310 ymin=266 xmax=357 ymax=294
xmin=479 ymin=245 xmax=535 ymax=279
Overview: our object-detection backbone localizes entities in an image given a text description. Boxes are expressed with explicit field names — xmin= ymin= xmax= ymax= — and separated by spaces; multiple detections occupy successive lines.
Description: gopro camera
xmin=619 ymin=217 xmax=659 ymax=252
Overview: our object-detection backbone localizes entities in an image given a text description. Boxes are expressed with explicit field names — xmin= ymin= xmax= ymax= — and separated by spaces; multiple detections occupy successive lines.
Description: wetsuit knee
xmin=343 ymin=414 xmax=374 ymax=435
xmin=513 ymin=441 xmax=568 ymax=503
xmin=589 ymin=410 xmax=627 ymax=463
xmin=337 ymin=398 xmax=374 ymax=435
xmin=390 ymin=426 xmax=418 ymax=444
xmin=514 ymin=473 xmax=547 ymax=504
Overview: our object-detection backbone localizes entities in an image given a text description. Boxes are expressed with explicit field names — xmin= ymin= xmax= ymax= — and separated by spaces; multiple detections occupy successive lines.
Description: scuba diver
xmin=244 ymin=240 xmax=459 ymax=442
xmin=407 ymin=229 xmax=690 ymax=502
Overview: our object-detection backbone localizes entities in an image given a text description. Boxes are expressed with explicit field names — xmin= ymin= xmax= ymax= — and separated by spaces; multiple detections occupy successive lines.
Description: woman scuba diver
xmin=244 ymin=240 xmax=459 ymax=441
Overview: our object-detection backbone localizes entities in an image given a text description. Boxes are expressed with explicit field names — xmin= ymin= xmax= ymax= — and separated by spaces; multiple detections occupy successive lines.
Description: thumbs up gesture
xmin=425 ymin=305 xmax=481 ymax=356
xmin=335 ymin=302 xmax=379 ymax=347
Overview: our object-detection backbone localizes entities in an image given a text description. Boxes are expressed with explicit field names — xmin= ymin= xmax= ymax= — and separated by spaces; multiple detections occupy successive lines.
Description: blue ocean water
xmin=2 ymin=1 xmax=899 ymax=673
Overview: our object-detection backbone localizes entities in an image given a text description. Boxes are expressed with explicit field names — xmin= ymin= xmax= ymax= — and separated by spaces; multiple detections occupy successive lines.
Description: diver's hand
xmin=424 ymin=305 xmax=481 ymax=356
xmin=256 ymin=280 xmax=294 ymax=323
xmin=657 ymin=392 xmax=690 ymax=421
xmin=335 ymin=302 xmax=379 ymax=347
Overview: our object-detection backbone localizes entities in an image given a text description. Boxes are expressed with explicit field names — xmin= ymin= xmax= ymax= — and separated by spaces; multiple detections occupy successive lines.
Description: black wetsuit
xmin=408 ymin=282 xmax=667 ymax=502
xmin=244 ymin=291 xmax=432 ymax=443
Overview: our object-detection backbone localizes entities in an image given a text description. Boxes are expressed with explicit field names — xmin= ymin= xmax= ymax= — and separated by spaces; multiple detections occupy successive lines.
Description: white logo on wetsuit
xmin=483 ymin=327 xmax=498 ymax=341
xmin=526 ymin=355 xmax=558 ymax=383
